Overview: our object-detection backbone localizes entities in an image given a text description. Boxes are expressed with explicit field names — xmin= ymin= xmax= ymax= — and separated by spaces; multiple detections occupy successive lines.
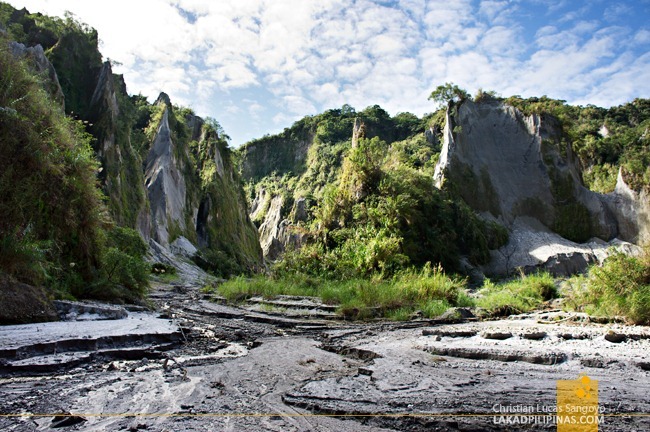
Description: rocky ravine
xmin=1 ymin=282 xmax=649 ymax=432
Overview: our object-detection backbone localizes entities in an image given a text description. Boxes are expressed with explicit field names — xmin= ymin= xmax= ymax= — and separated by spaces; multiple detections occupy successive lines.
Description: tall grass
xmin=476 ymin=272 xmax=558 ymax=316
xmin=206 ymin=264 xmax=471 ymax=320
xmin=563 ymin=248 xmax=650 ymax=325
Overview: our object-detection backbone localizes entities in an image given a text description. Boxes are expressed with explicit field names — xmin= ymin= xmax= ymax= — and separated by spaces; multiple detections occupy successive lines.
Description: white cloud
xmin=282 ymin=95 xmax=316 ymax=115
xmin=5 ymin=0 xmax=649 ymax=145
xmin=635 ymin=29 xmax=650 ymax=45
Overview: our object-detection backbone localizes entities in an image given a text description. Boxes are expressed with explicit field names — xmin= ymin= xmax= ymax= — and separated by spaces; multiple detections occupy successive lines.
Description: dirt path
xmin=1 ymin=281 xmax=649 ymax=431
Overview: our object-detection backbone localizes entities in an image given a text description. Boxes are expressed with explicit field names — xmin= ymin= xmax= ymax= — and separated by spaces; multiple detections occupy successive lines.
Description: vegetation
xmin=563 ymin=247 xmax=650 ymax=325
xmin=3 ymin=2 xmax=649 ymax=324
xmin=476 ymin=273 xmax=558 ymax=316
xmin=504 ymin=95 xmax=650 ymax=192
xmin=0 ymin=34 xmax=148 ymax=301
xmin=90 ymin=226 xmax=150 ymax=301
xmin=206 ymin=264 xmax=471 ymax=320
xmin=1 ymin=4 xmax=261 ymax=299
xmin=428 ymin=82 xmax=470 ymax=107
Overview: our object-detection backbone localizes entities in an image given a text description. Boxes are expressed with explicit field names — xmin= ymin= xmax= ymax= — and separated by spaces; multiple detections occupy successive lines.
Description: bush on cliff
xmin=0 ymin=35 xmax=149 ymax=301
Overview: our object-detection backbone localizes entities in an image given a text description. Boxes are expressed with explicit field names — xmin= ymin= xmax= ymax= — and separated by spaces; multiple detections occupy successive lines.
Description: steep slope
xmin=239 ymin=105 xmax=504 ymax=275
xmin=1 ymin=4 xmax=262 ymax=278
xmin=142 ymin=94 xmax=262 ymax=273
xmin=87 ymin=61 xmax=150 ymax=234
xmin=143 ymin=94 xmax=190 ymax=246
xmin=434 ymin=98 xmax=617 ymax=242
xmin=434 ymin=97 xmax=642 ymax=276
xmin=0 ymin=31 xmax=105 ymax=291
xmin=606 ymin=171 xmax=650 ymax=245
xmin=239 ymin=105 xmax=433 ymax=261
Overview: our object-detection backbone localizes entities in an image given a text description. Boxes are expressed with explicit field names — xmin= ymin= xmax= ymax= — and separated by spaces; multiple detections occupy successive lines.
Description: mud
xmin=1 ymin=281 xmax=649 ymax=431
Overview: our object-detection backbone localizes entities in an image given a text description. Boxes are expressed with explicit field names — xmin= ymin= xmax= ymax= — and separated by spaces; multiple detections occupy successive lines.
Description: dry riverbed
xmin=1 ymin=282 xmax=649 ymax=431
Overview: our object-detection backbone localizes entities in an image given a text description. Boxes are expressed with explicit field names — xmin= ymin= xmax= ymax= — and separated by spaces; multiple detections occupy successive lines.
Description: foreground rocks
xmin=1 ymin=283 xmax=649 ymax=431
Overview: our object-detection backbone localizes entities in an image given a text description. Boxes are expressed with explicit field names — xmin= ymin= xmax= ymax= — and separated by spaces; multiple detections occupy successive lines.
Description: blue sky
xmin=8 ymin=0 xmax=650 ymax=146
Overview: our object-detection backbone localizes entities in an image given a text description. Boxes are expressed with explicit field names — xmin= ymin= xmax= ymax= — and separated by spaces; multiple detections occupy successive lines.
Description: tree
xmin=205 ymin=117 xmax=231 ymax=142
xmin=428 ymin=83 xmax=470 ymax=107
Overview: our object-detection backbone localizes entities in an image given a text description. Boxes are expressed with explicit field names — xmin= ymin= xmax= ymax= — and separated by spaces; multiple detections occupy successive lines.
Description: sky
xmin=7 ymin=0 xmax=650 ymax=146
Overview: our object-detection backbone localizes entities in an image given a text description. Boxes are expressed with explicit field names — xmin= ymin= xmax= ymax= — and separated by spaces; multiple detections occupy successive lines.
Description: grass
xmin=208 ymin=253 xmax=649 ymax=324
xmin=204 ymin=265 xmax=471 ymax=320
xmin=476 ymin=272 xmax=558 ymax=316
xmin=562 ymin=247 xmax=650 ymax=325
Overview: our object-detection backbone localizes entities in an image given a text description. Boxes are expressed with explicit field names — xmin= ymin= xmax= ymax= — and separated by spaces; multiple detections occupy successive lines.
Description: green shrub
xmin=0 ymin=36 xmax=105 ymax=291
xmin=477 ymin=272 xmax=557 ymax=316
xmin=193 ymin=248 xmax=246 ymax=278
xmin=0 ymin=231 xmax=52 ymax=286
xmin=563 ymin=250 xmax=650 ymax=324
xmin=84 ymin=227 xmax=149 ymax=301
xmin=210 ymin=265 xmax=471 ymax=320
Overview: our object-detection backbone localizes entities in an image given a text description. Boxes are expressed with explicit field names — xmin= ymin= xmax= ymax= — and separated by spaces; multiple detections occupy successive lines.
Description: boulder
xmin=170 ymin=236 xmax=198 ymax=259
xmin=482 ymin=217 xmax=639 ymax=277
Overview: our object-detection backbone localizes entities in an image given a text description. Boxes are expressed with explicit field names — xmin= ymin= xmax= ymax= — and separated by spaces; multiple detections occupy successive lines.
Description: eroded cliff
xmin=434 ymin=98 xmax=642 ymax=276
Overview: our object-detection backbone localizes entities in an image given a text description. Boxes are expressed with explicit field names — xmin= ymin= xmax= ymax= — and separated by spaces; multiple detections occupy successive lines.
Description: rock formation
xmin=139 ymin=93 xmax=262 ymax=270
xmin=3 ymin=2 xmax=262 ymax=275
xmin=603 ymin=169 xmax=650 ymax=245
xmin=9 ymin=41 xmax=64 ymax=108
xmin=86 ymin=61 xmax=151 ymax=236
xmin=144 ymin=96 xmax=190 ymax=246
xmin=240 ymin=133 xmax=313 ymax=181
xmin=434 ymin=99 xmax=639 ymax=276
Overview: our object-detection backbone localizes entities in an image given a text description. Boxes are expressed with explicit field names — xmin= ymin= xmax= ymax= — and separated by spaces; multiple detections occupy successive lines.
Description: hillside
xmin=239 ymin=90 xmax=649 ymax=279
xmin=1 ymin=2 xmax=648 ymax=324
xmin=0 ymin=4 xmax=262 ymax=312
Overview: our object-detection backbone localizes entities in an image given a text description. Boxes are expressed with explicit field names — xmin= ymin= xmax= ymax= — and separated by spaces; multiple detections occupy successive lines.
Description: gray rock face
xmin=424 ymin=126 xmax=439 ymax=146
xmin=148 ymin=239 xmax=210 ymax=285
xmin=292 ymin=197 xmax=308 ymax=222
xmin=144 ymin=105 xmax=189 ymax=247
xmin=9 ymin=42 xmax=65 ymax=108
xmin=89 ymin=62 xmax=119 ymax=144
xmin=351 ymin=118 xmax=365 ymax=148
xmin=258 ymin=195 xmax=285 ymax=260
xmin=250 ymin=188 xmax=269 ymax=222
xmin=254 ymin=192 xmax=309 ymax=261
xmin=170 ymin=236 xmax=198 ymax=259
xmin=603 ymin=169 xmax=650 ymax=245
xmin=86 ymin=61 xmax=151 ymax=238
xmin=240 ymin=134 xmax=313 ymax=180
xmin=434 ymin=99 xmax=616 ymax=240
xmin=140 ymin=94 xmax=261 ymax=271
xmin=482 ymin=217 xmax=639 ymax=277
xmin=434 ymin=99 xmax=642 ymax=276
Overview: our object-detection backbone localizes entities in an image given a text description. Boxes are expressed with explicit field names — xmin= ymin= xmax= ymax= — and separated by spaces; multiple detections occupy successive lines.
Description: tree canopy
xmin=428 ymin=83 xmax=470 ymax=107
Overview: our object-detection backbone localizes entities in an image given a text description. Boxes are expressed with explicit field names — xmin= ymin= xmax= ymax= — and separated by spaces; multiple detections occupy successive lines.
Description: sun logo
xmin=574 ymin=375 xmax=594 ymax=399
